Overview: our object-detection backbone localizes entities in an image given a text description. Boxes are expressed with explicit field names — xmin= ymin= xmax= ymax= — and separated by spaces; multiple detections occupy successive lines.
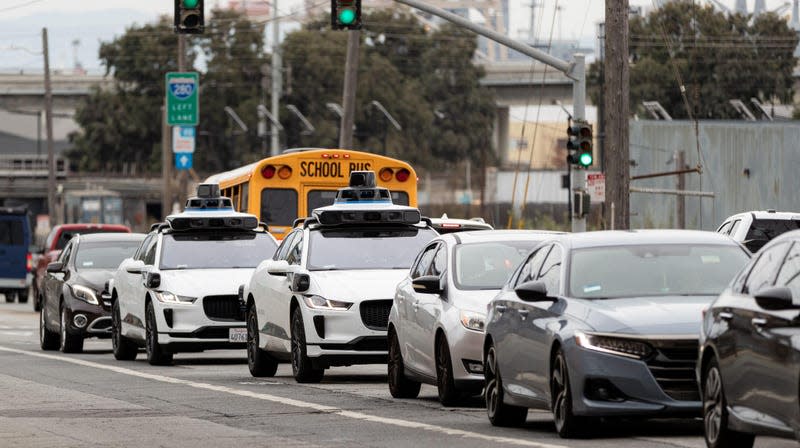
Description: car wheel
xmin=387 ymin=328 xmax=421 ymax=398
xmin=5 ymin=291 xmax=15 ymax=303
xmin=60 ymin=304 xmax=84 ymax=353
xmin=145 ymin=301 xmax=173 ymax=366
xmin=247 ymin=305 xmax=278 ymax=377
xmin=703 ymin=358 xmax=755 ymax=448
xmin=112 ymin=299 xmax=138 ymax=361
xmin=551 ymin=349 xmax=589 ymax=438
xmin=17 ymin=288 xmax=28 ymax=304
xmin=485 ymin=343 xmax=527 ymax=427
xmin=39 ymin=306 xmax=59 ymax=351
xmin=290 ymin=307 xmax=324 ymax=383
xmin=436 ymin=335 xmax=461 ymax=406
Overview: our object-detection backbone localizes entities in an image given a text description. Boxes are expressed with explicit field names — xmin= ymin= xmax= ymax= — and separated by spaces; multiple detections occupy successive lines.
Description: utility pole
xmin=604 ymin=0 xmax=630 ymax=230
xmin=270 ymin=0 xmax=282 ymax=156
xmin=177 ymin=34 xmax=188 ymax=210
xmin=676 ymin=150 xmax=685 ymax=229
xmin=339 ymin=30 xmax=360 ymax=149
xmin=42 ymin=28 xmax=56 ymax=228
xmin=162 ymin=105 xmax=171 ymax=219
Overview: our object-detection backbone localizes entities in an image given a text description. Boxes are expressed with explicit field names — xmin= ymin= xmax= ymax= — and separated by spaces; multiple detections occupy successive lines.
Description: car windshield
xmin=160 ymin=232 xmax=278 ymax=270
xmin=74 ymin=241 xmax=141 ymax=270
xmin=307 ymin=227 xmax=438 ymax=270
xmin=454 ymin=241 xmax=538 ymax=290
xmin=569 ymin=244 xmax=749 ymax=299
xmin=745 ymin=219 xmax=800 ymax=242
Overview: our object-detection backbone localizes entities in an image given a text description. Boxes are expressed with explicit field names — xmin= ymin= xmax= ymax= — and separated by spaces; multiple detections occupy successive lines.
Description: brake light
xmin=441 ymin=223 xmax=461 ymax=229
xmin=261 ymin=165 xmax=276 ymax=179
xmin=379 ymin=168 xmax=394 ymax=182
xmin=26 ymin=253 xmax=32 ymax=272
xmin=278 ymin=166 xmax=292 ymax=179
xmin=395 ymin=168 xmax=411 ymax=182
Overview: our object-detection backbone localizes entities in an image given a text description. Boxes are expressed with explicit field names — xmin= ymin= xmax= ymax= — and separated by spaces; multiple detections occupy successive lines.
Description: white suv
xmin=717 ymin=210 xmax=800 ymax=252
xmin=110 ymin=185 xmax=278 ymax=365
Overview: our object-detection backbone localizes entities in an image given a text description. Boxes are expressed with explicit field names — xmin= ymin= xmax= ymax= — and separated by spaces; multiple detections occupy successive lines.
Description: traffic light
xmin=566 ymin=121 xmax=593 ymax=168
xmin=174 ymin=0 xmax=204 ymax=34
xmin=331 ymin=0 xmax=362 ymax=30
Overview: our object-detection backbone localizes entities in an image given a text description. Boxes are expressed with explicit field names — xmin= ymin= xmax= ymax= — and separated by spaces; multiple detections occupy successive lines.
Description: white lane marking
xmin=0 ymin=345 xmax=567 ymax=448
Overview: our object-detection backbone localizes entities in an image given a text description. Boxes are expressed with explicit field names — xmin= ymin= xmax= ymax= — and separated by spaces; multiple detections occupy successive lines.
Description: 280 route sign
xmin=166 ymin=72 xmax=199 ymax=126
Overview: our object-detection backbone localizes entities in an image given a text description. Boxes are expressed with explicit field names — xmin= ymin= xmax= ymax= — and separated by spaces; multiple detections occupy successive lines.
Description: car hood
xmin=310 ymin=269 xmax=409 ymax=301
xmin=571 ymin=295 xmax=715 ymax=336
xmin=73 ymin=269 xmax=116 ymax=292
xmin=159 ymin=269 xmax=255 ymax=297
xmin=452 ymin=288 xmax=502 ymax=315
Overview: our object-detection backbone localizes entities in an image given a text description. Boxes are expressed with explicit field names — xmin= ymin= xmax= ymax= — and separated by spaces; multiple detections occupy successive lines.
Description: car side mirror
xmin=125 ymin=260 xmax=145 ymax=274
xmin=515 ymin=281 xmax=555 ymax=302
xmin=754 ymin=286 xmax=798 ymax=310
xmin=292 ymin=272 xmax=311 ymax=293
xmin=46 ymin=261 xmax=63 ymax=273
xmin=267 ymin=260 xmax=291 ymax=276
xmin=143 ymin=272 xmax=161 ymax=289
xmin=412 ymin=275 xmax=443 ymax=295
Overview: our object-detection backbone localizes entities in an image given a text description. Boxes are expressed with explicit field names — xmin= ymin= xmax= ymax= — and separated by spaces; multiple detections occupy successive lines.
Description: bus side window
xmin=232 ymin=185 xmax=240 ymax=211
xmin=241 ymin=182 xmax=249 ymax=211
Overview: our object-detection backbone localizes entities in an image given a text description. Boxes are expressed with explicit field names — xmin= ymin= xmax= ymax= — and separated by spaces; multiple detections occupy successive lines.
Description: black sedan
xmin=40 ymin=232 xmax=144 ymax=353
xmin=484 ymin=230 xmax=750 ymax=438
xmin=698 ymin=230 xmax=800 ymax=448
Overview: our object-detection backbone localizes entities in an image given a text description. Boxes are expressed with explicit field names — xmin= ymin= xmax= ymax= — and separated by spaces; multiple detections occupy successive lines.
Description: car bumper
xmin=0 ymin=275 xmax=31 ymax=289
xmin=151 ymin=299 xmax=245 ymax=351
xmin=564 ymin=342 xmax=701 ymax=417
xmin=447 ymin=325 xmax=486 ymax=388
xmin=301 ymin=304 xmax=389 ymax=364
xmin=63 ymin=294 xmax=112 ymax=338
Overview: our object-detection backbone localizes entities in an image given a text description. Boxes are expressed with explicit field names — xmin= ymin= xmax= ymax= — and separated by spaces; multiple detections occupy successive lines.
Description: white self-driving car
xmin=110 ymin=184 xmax=278 ymax=365
xmin=242 ymin=171 xmax=438 ymax=382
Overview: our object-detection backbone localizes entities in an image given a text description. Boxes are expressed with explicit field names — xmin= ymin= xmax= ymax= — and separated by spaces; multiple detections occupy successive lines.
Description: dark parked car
xmin=0 ymin=207 xmax=32 ymax=303
xmin=483 ymin=230 xmax=750 ymax=438
xmin=698 ymin=230 xmax=800 ymax=448
xmin=40 ymin=232 xmax=144 ymax=353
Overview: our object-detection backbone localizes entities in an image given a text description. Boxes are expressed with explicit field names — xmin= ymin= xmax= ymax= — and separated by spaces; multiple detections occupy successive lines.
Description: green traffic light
xmin=579 ymin=153 xmax=593 ymax=167
xmin=183 ymin=0 xmax=199 ymax=8
xmin=338 ymin=8 xmax=356 ymax=24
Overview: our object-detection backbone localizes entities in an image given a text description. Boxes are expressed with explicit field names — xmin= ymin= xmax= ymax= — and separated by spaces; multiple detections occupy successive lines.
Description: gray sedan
xmin=483 ymin=230 xmax=750 ymax=438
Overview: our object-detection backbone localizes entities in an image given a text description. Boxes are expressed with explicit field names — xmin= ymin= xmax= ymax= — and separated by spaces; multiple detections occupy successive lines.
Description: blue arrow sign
xmin=175 ymin=152 xmax=193 ymax=170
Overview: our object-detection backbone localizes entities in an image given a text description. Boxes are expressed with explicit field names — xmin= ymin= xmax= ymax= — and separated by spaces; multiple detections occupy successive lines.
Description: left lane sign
xmin=166 ymin=72 xmax=199 ymax=126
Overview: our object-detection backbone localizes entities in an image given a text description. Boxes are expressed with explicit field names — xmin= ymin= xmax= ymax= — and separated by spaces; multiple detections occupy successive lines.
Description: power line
xmin=0 ymin=0 xmax=46 ymax=14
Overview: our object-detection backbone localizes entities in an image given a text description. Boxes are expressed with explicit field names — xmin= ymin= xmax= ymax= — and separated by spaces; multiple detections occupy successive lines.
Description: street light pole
xmin=339 ymin=30 xmax=360 ymax=149
xmin=42 ymin=28 xmax=56 ymax=228
xmin=270 ymin=0 xmax=282 ymax=156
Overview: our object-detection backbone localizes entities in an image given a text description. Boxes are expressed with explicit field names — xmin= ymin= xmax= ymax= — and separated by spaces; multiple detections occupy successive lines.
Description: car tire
xmin=703 ymin=358 xmax=755 ymax=448
xmin=247 ymin=305 xmax=278 ymax=377
xmin=17 ymin=288 xmax=28 ymax=304
xmin=60 ymin=304 xmax=84 ymax=353
xmin=436 ymin=335 xmax=461 ymax=406
xmin=112 ymin=299 xmax=138 ymax=361
xmin=551 ymin=348 xmax=590 ymax=438
xmin=485 ymin=342 xmax=528 ymax=427
xmin=387 ymin=328 xmax=421 ymax=399
xmin=5 ymin=291 xmax=15 ymax=303
xmin=39 ymin=306 xmax=59 ymax=351
xmin=290 ymin=307 xmax=324 ymax=383
xmin=145 ymin=301 xmax=173 ymax=366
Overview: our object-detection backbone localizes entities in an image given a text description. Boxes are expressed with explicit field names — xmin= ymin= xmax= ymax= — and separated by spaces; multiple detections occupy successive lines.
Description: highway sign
xmin=172 ymin=126 xmax=196 ymax=153
xmin=175 ymin=152 xmax=193 ymax=170
xmin=586 ymin=173 xmax=605 ymax=203
xmin=166 ymin=72 xmax=199 ymax=126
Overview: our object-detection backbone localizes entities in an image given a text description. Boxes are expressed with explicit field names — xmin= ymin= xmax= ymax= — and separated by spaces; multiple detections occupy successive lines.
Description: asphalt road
xmin=0 ymin=301 xmax=795 ymax=448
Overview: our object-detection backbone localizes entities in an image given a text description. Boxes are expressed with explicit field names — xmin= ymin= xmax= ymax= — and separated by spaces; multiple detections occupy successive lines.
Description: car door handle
xmin=495 ymin=305 xmax=507 ymax=313
xmin=718 ymin=312 xmax=733 ymax=321
xmin=751 ymin=317 xmax=768 ymax=327
xmin=518 ymin=309 xmax=529 ymax=321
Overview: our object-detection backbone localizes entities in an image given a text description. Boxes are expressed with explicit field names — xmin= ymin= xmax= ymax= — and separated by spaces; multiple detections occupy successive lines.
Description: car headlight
xmin=575 ymin=331 xmax=653 ymax=359
xmin=460 ymin=310 xmax=486 ymax=332
xmin=302 ymin=295 xmax=352 ymax=310
xmin=153 ymin=291 xmax=196 ymax=304
xmin=70 ymin=284 xmax=99 ymax=305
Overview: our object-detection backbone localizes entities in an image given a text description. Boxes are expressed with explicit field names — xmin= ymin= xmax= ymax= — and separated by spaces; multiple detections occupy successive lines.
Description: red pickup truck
xmin=32 ymin=224 xmax=130 ymax=311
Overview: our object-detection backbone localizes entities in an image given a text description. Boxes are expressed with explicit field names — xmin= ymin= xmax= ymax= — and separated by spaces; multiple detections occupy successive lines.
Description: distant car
xmin=716 ymin=210 xmax=800 ymax=253
xmin=428 ymin=214 xmax=493 ymax=234
xmin=698 ymin=230 xmax=800 ymax=448
xmin=483 ymin=230 xmax=750 ymax=438
xmin=388 ymin=230 xmax=563 ymax=405
xmin=33 ymin=223 xmax=130 ymax=311
xmin=39 ymin=233 xmax=145 ymax=353
xmin=0 ymin=207 xmax=32 ymax=304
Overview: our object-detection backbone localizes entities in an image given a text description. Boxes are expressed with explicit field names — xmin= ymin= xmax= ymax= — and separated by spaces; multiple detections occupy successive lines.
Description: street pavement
xmin=0 ymin=301 xmax=794 ymax=448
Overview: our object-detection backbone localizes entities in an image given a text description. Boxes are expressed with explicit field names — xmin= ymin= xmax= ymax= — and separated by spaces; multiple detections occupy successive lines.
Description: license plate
xmin=229 ymin=328 xmax=247 ymax=343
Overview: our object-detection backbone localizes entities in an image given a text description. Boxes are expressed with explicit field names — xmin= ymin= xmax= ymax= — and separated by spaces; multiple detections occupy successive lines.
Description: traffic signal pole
xmin=392 ymin=0 xmax=587 ymax=232
xmin=339 ymin=31 xmax=360 ymax=149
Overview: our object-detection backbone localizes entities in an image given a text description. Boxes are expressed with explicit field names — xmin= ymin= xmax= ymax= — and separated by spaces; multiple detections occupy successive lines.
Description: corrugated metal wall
xmin=629 ymin=121 xmax=800 ymax=230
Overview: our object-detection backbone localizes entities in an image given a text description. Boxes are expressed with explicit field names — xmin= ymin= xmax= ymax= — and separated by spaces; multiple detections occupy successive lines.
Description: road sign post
xmin=166 ymin=72 xmax=199 ymax=126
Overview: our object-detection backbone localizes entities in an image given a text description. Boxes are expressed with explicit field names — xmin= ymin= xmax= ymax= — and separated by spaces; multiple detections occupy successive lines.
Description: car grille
xmin=203 ymin=295 xmax=243 ymax=321
xmin=645 ymin=340 xmax=700 ymax=402
xmin=359 ymin=300 xmax=392 ymax=330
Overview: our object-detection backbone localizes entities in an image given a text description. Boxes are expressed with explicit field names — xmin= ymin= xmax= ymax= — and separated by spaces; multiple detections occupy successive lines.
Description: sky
xmin=0 ymin=0 xmax=795 ymax=72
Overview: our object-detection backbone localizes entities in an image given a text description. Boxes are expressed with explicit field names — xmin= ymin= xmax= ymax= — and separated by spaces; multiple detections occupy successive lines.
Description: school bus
xmin=205 ymin=148 xmax=418 ymax=239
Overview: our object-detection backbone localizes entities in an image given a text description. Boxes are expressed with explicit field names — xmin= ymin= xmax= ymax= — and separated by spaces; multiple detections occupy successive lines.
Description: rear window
xmin=56 ymin=228 xmax=128 ymax=250
xmin=261 ymin=188 xmax=298 ymax=226
xmin=746 ymin=219 xmax=800 ymax=242
xmin=0 ymin=219 xmax=25 ymax=246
